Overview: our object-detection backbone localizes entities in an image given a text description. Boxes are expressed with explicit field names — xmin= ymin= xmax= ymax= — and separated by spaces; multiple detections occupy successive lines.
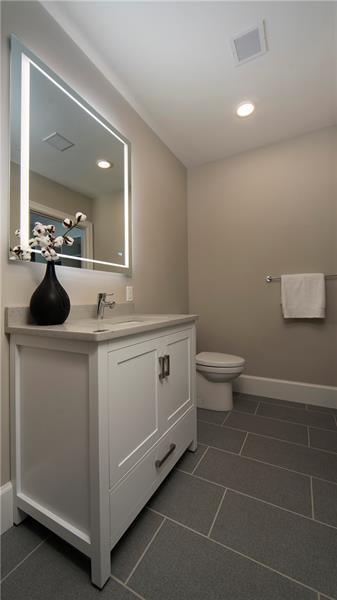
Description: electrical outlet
xmin=126 ymin=286 xmax=133 ymax=302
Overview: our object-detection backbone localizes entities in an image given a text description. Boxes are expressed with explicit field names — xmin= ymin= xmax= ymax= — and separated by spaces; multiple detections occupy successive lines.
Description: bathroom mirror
xmin=9 ymin=36 xmax=131 ymax=274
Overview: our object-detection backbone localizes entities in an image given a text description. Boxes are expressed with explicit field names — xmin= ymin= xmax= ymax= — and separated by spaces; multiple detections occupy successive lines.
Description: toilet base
xmin=197 ymin=371 xmax=233 ymax=411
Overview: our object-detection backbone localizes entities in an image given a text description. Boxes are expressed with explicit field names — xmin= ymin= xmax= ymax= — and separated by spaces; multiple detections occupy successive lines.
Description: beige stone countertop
xmin=5 ymin=307 xmax=197 ymax=342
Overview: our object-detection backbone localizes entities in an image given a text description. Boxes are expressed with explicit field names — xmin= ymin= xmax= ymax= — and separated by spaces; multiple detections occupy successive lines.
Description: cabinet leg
xmin=91 ymin=551 xmax=111 ymax=589
xmin=13 ymin=506 xmax=27 ymax=526
xmin=188 ymin=439 xmax=198 ymax=452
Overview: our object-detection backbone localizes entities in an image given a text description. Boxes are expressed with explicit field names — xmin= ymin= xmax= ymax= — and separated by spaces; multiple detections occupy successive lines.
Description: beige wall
xmin=188 ymin=126 xmax=337 ymax=387
xmin=1 ymin=1 xmax=188 ymax=485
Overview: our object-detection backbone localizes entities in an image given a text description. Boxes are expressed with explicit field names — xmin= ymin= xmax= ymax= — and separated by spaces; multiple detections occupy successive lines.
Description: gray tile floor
xmin=1 ymin=393 xmax=337 ymax=599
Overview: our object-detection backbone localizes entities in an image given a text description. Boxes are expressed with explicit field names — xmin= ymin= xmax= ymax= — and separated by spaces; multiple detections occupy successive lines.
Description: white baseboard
xmin=233 ymin=375 xmax=337 ymax=409
xmin=1 ymin=481 xmax=13 ymax=534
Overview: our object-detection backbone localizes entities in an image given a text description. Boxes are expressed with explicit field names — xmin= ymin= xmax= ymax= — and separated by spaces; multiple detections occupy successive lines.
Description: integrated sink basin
xmin=83 ymin=315 xmax=171 ymax=333
xmin=92 ymin=320 xmax=143 ymax=333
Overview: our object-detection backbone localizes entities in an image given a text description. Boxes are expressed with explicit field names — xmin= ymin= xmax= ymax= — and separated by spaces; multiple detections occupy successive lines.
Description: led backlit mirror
xmin=9 ymin=36 xmax=132 ymax=274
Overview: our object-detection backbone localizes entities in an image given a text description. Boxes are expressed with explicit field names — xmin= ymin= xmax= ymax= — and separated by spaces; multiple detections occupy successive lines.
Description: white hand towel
xmin=281 ymin=273 xmax=326 ymax=318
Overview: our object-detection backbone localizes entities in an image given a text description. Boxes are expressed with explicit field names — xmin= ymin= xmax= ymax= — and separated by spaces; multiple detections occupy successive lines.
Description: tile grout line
xmin=221 ymin=411 xmax=231 ymax=426
xmin=207 ymin=488 xmax=227 ymax=538
xmin=176 ymin=466 xmax=225 ymax=486
xmin=310 ymin=424 xmax=337 ymax=432
xmin=110 ymin=575 xmax=147 ymax=600
xmin=195 ymin=438 xmax=337 ymax=487
xmin=0 ymin=534 xmax=51 ymax=584
xmin=261 ymin=400 xmax=337 ymax=418
xmin=307 ymin=425 xmax=310 ymax=448
xmin=240 ymin=429 xmax=337 ymax=457
xmin=200 ymin=413 xmax=337 ymax=439
xmin=199 ymin=416 xmax=337 ymax=452
xmin=223 ymin=424 xmax=307 ymax=448
xmin=308 ymin=445 xmax=337 ymax=457
xmin=235 ymin=395 xmax=336 ymax=418
xmin=307 ymin=407 xmax=337 ymax=417
xmin=147 ymin=507 xmax=331 ymax=599
xmin=198 ymin=417 xmax=227 ymax=427
xmin=236 ymin=397 xmax=304 ymax=412
xmin=239 ymin=432 xmax=249 ymax=456
xmin=191 ymin=445 xmax=209 ymax=475
xmin=310 ymin=476 xmax=315 ymax=520
xmin=182 ymin=470 xmax=337 ymax=531
xmin=254 ymin=401 xmax=261 ymax=415
xmin=124 ymin=517 xmax=166 ymax=586
xmin=227 ymin=424 xmax=337 ymax=454
xmin=199 ymin=419 xmax=309 ymax=449
xmin=248 ymin=411 xmax=337 ymax=432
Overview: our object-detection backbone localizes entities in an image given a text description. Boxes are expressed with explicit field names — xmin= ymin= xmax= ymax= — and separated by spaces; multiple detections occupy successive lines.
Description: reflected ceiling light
xmin=236 ymin=102 xmax=255 ymax=117
xmin=96 ymin=159 xmax=112 ymax=169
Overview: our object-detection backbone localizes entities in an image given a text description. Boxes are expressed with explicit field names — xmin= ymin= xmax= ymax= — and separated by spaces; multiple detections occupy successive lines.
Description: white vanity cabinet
xmin=9 ymin=320 xmax=197 ymax=588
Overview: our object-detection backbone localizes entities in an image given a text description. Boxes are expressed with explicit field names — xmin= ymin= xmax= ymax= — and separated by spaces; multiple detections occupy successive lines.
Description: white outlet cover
xmin=126 ymin=286 xmax=133 ymax=302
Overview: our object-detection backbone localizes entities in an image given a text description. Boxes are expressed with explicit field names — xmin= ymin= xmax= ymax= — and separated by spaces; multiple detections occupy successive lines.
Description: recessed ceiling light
xmin=236 ymin=102 xmax=255 ymax=118
xmin=96 ymin=159 xmax=113 ymax=169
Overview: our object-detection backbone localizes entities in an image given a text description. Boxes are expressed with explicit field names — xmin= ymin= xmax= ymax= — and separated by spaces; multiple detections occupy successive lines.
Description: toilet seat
xmin=196 ymin=352 xmax=245 ymax=369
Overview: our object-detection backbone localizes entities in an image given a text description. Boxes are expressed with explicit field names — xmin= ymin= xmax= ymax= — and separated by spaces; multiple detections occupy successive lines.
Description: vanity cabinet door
xmin=159 ymin=329 xmax=193 ymax=433
xmin=108 ymin=339 xmax=161 ymax=487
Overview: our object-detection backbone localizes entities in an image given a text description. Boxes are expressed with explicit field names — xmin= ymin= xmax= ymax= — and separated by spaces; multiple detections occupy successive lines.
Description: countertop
xmin=5 ymin=306 xmax=197 ymax=342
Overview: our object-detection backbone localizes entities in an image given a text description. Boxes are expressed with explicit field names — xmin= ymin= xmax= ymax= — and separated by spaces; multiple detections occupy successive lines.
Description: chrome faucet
xmin=97 ymin=292 xmax=116 ymax=319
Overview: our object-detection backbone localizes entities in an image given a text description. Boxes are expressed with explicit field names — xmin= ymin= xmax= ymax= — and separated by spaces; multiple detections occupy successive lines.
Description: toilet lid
xmin=196 ymin=352 xmax=245 ymax=368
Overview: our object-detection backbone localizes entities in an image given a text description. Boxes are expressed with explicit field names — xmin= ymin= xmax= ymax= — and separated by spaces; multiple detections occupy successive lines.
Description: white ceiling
xmin=43 ymin=1 xmax=337 ymax=167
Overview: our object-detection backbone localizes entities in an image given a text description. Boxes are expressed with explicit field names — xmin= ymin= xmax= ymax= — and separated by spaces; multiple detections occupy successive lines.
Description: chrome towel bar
xmin=266 ymin=274 xmax=337 ymax=283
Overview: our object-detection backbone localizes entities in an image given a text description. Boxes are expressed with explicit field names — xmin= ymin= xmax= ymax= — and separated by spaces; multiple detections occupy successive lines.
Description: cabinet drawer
xmin=109 ymin=408 xmax=196 ymax=548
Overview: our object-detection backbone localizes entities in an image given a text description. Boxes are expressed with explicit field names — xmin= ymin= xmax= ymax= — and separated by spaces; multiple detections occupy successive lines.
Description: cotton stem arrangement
xmin=11 ymin=212 xmax=87 ymax=262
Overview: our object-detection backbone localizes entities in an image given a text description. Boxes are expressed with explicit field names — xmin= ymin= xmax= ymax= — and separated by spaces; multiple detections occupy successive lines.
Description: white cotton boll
xmin=29 ymin=238 xmax=37 ymax=247
xmin=41 ymin=247 xmax=54 ymax=260
xmin=64 ymin=235 xmax=74 ymax=246
xmin=75 ymin=212 xmax=87 ymax=223
xmin=53 ymin=236 xmax=64 ymax=247
xmin=62 ymin=218 xmax=73 ymax=228
xmin=37 ymin=236 xmax=51 ymax=248
xmin=48 ymin=248 xmax=59 ymax=261
xmin=21 ymin=249 xmax=32 ymax=261
xmin=33 ymin=223 xmax=46 ymax=236
xmin=46 ymin=224 xmax=56 ymax=233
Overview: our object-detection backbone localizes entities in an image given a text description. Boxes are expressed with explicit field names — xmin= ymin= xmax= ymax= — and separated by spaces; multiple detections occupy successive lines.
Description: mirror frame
xmin=9 ymin=35 xmax=132 ymax=275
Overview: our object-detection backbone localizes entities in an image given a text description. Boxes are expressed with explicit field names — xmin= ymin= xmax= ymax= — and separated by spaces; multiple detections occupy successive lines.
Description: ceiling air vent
xmin=230 ymin=21 xmax=267 ymax=66
xmin=42 ymin=132 xmax=74 ymax=152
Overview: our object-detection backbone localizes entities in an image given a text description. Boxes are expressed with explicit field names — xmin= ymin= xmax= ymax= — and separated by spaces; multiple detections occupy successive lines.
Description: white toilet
xmin=196 ymin=352 xmax=245 ymax=412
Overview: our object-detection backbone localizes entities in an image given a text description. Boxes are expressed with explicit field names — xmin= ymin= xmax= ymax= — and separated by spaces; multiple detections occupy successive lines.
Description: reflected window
xmin=30 ymin=210 xmax=85 ymax=268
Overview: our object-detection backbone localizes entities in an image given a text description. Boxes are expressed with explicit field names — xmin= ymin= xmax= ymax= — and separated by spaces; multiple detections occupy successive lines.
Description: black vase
xmin=30 ymin=261 xmax=70 ymax=326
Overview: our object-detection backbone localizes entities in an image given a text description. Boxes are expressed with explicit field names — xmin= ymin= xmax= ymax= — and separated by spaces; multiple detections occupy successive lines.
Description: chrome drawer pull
xmin=158 ymin=356 xmax=165 ymax=381
xmin=155 ymin=443 xmax=176 ymax=469
xmin=164 ymin=354 xmax=170 ymax=377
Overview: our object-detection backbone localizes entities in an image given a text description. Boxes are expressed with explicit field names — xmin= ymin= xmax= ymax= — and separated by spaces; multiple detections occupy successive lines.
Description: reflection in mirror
xmin=10 ymin=36 xmax=131 ymax=273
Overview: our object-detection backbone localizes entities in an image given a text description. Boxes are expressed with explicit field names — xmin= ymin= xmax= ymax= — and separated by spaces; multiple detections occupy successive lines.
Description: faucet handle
xmin=98 ymin=292 xmax=114 ymax=300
